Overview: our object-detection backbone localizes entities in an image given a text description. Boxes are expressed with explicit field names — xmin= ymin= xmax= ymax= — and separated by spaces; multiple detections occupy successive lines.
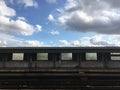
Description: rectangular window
xmin=111 ymin=56 xmax=120 ymax=60
xmin=111 ymin=53 xmax=120 ymax=55
xmin=61 ymin=53 xmax=72 ymax=60
xmin=37 ymin=53 xmax=48 ymax=60
xmin=12 ymin=53 xmax=24 ymax=60
xmin=86 ymin=53 xmax=97 ymax=60
xmin=111 ymin=53 xmax=120 ymax=60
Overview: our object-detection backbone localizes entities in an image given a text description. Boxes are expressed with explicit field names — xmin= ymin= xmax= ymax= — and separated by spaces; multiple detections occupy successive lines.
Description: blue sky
xmin=0 ymin=0 xmax=120 ymax=47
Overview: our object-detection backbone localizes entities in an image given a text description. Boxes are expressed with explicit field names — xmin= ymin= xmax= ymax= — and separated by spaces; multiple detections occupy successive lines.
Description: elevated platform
xmin=0 ymin=68 xmax=120 ymax=89
xmin=0 ymin=47 xmax=120 ymax=89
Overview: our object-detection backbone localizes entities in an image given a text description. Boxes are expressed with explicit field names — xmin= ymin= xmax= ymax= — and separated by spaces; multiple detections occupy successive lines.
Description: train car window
xmin=111 ymin=56 xmax=120 ymax=60
xmin=12 ymin=53 xmax=24 ymax=60
xmin=61 ymin=53 xmax=72 ymax=60
xmin=37 ymin=53 xmax=48 ymax=60
xmin=111 ymin=53 xmax=120 ymax=55
xmin=111 ymin=53 xmax=120 ymax=60
xmin=86 ymin=53 xmax=97 ymax=60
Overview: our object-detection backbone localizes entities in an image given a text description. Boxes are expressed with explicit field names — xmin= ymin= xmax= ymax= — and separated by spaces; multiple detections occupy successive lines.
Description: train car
xmin=0 ymin=47 xmax=120 ymax=69
xmin=0 ymin=47 xmax=120 ymax=89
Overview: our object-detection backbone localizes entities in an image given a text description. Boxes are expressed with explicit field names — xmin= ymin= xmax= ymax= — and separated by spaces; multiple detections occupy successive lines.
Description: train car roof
xmin=0 ymin=46 xmax=120 ymax=51
xmin=0 ymin=46 xmax=120 ymax=49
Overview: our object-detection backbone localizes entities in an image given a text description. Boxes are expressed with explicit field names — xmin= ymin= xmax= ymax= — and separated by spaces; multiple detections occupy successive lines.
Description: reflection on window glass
xmin=61 ymin=53 xmax=72 ymax=60
xmin=12 ymin=53 xmax=24 ymax=60
xmin=111 ymin=52 xmax=120 ymax=60
xmin=111 ymin=56 xmax=120 ymax=60
xmin=37 ymin=53 xmax=48 ymax=60
xmin=86 ymin=53 xmax=97 ymax=60
xmin=111 ymin=53 xmax=120 ymax=55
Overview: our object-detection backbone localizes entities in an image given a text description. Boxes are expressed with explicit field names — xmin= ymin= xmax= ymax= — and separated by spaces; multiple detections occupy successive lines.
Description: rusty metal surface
xmin=0 ymin=70 xmax=120 ymax=89
xmin=0 ymin=68 xmax=120 ymax=73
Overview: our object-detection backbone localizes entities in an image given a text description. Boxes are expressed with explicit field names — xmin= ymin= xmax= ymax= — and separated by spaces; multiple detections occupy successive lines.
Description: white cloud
xmin=59 ymin=40 xmax=69 ymax=45
xmin=0 ymin=40 xmax=7 ymax=47
xmin=36 ymin=24 xmax=42 ymax=32
xmin=0 ymin=33 xmax=119 ymax=47
xmin=46 ymin=0 xmax=56 ymax=4
xmin=71 ymin=40 xmax=80 ymax=46
xmin=58 ymin=35 xmax=119 ymax=47
xmin=18 ymin=17 xmax=26 ymax=21
xmin=79 ymin=37 xmax=91 ymax=46
xmin=57 ymin=0 xmax=120 ymax=34
xmin=0 ymin=0 xmax=16 ymax=17
xmin=48 ymin=14 xmax=55 ymax=22
xmin=0 ymin=0 xmax=45 ymax=47
xmin=0 ymin=16 xmax=38 ymax=36
xmin=79 ymin=35 xmax=115 ymax=46
xmin=16 ymin=0 xmax=38 ymax=7
xmin=50 ymin=30 xmax=59 ymax=35
xmin=0 ymin=33 xmax=45 ymax=47
xmin=0 ymin=33 xmax=21 ymax=47
xmin=0 ymin=0 xmax=41 ymax=36
xmin=89 ymin=35 xmax=111 ymax=46
xmin=56 ymin=8 xmax=63 ymax=13
xmin=24 ymin=40 xmax=44 ymax=47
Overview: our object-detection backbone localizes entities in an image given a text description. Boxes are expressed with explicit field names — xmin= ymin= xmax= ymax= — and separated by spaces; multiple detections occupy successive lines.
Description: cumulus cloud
xmin=79 ymin=35 xmax=115 ymax=46
xmin=58 ymin=35 xmax=118 ymax=47
xmin=0 ymin=16 xmax=39 ymax=36
xmin=0 ymin=41 xmax=7 ymax=47
xmin=89 ymin=35 xmax=112 ymax=46
xmin=46 ymin=0 xmax=56 ymax=4
xmin=17 ymin=17 xmax=26 ymax=21
xmin=36 ymin=24 xmax=42 ymax=32
xmin=48 ymin=14 xmax=55 ymax=22
xmin=0 ymin=0 xmax=16 ymax=17
xmin=0 ymin=0 xmax=44 ymax=47
xmin=71 ymin=40 xmax=80 ymax=46
xmin=0 ymin=0 xmax=42 ymax=36
xmin=58 ymin=34 xmax=120 ymax=46
xmin=24 ymin=40 xmax=44 ymax=47
xmin=12 ymin=0 xmax=38 ymax=7
xmin=50 ymin=30 xmax=59 ymax=35
xmin=57 ymin=0 xmax=120 ymax=35
xmin=59 ymin=40 xmax=69 ymax=45
xmin=0 ymin=33 xmax=45 ymax=47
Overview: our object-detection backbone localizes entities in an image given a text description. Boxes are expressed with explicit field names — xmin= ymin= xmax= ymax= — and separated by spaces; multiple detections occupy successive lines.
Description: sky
xmin=0 ymin=0 xmax=120 ymax=47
